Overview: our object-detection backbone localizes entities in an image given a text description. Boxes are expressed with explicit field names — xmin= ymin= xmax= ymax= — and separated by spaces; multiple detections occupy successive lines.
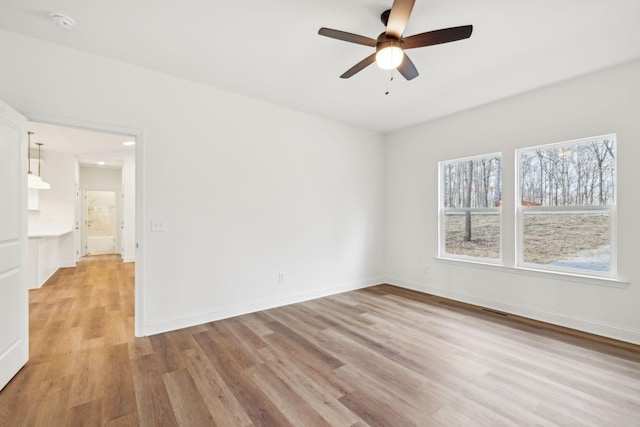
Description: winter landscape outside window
xmin=516 ymin=135 xmax=616 ymax=277
xmin=439 ymin=153 xmax=502 ymax=262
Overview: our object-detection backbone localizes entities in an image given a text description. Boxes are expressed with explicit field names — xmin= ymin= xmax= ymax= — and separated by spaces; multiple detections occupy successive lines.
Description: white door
xmin=0 ymin=100 xmax=28 ymax=390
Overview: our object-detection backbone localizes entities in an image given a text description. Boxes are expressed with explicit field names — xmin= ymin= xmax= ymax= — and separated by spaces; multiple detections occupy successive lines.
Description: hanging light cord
xmin=36 ymin=143 xmax=44 ymax=177
xmin=27 ymin=131 xmax=33 ymax=174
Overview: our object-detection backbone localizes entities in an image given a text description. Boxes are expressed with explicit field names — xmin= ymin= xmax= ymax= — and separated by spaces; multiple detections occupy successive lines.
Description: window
xmin=439 ymin=153 xmax=502 ymax=261
xmin=517 ymin=135 xmax=616 ymax=277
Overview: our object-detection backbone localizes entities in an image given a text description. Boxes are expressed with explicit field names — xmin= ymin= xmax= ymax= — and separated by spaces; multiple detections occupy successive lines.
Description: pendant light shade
xmin=376 ymin=43 xmax=404 ymax=70
xmin=28 ymin=174 xmax=51 ymax=190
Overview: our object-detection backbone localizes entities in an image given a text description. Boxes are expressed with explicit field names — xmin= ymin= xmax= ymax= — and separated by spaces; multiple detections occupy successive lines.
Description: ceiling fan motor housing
xmin=381 ymin=9 xmax=392 ymax=26
xmin=376 ymin=37 xmax=404 ymax=53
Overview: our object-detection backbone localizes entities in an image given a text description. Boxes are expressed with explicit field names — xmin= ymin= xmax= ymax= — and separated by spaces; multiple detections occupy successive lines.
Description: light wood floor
xmin=1 ymin=256 xmax=639 ymax=426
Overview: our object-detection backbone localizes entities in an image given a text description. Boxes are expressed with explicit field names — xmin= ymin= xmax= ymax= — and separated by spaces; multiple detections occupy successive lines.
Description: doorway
xmin=25 ymin=118 xmax=143 ymax=336
xmin=85 ymin=190 xmax=117 ymax=255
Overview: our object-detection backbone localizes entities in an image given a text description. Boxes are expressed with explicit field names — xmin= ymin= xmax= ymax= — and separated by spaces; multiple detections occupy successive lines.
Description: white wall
xmin=0 ymin=29 xmax=385 ymax=335
xmin=29 ymin=151 xmax=76 ymax=227
xmin=28 ymin=150 xmax=77 ymax=267
xmin=80 ymin=166 xmax=122 ymax=190
xmin=385 ymin=59 xmax=640 ymax=344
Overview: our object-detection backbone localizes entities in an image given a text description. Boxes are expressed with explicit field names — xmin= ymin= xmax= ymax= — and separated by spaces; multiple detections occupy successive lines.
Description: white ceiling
xmin=1 ymin=0 xmax=639 ymax=134
xmin=28 ymin=121 xmax=134 ymax=168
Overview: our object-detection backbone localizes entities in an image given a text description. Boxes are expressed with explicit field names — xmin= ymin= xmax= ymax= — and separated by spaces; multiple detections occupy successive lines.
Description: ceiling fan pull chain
xmin=385 ymin=70 xmax=395 ymax=95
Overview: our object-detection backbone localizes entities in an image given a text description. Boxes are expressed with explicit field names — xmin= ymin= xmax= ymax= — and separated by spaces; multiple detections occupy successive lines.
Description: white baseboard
xmin=143 ymin=276 xmax=385 ymax=336
xmin=37 ymin=268 xmax=58 ymax=288
xmin=385 ymin=276 xmax=640 ymax=346
xmin=122 ymin=256 xmax=135 ymax=263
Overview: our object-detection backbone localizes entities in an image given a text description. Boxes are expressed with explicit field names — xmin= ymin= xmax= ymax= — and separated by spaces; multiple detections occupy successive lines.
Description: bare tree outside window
xmin=440 ymin=154 xmax=502 ymax=260
xmin=518 ymin=136 xmax=616 ymax=275
xmin=439 ymin=135 xmax=616 ymax=278
xmin=519 ymin=139 xmax=615 ymax=207
xmin=464 ymin=160 xmax=473 ymax=242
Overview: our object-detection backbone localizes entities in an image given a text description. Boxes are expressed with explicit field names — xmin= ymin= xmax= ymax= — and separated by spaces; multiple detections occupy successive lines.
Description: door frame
xmin=84 ymin=189 xmax=119 ymax=256
xmin=25 ymin=112 xmax=146 ymax=337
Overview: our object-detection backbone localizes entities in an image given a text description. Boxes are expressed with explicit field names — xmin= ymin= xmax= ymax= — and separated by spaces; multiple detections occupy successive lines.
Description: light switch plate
xmin=150 ymin=219 xmax=166 ymax=232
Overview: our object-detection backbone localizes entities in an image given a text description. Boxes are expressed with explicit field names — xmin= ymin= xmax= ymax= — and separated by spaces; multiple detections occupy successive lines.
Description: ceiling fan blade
xmin=397 ymin=53 xmax=419 ymax=80
xmin=340 ymin=53 xmax=377 ymax=78
xmin=318 ymin=28 xmax=377 ymax=47
xmin=386 ymin=0 xmax=415 ymax=39
xmin=403 ymin=25 xmax=473 ymax=49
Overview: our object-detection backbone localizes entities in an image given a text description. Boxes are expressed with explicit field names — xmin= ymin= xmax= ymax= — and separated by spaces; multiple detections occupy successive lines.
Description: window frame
xmin=438 ymin=152 xmax=503 ymax=264
xmin=515 ymin=134 xmax=617 ymax=279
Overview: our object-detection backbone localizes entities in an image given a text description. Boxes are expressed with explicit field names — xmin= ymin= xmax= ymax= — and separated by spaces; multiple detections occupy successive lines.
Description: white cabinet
xmin=27 ymin=228 xmax=73 ymax=289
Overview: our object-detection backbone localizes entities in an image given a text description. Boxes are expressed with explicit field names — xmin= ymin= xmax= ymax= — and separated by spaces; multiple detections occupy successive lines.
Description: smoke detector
xmin=50 ymin=13 xmax=75 ymax=29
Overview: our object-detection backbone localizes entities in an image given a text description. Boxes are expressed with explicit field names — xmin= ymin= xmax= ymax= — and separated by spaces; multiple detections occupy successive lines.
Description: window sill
xmin=434 ymin=257 xmax=628 ymax=289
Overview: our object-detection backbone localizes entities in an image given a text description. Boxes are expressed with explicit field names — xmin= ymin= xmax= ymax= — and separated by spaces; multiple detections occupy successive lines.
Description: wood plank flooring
xmin=1 ymin=256 xmax=640 ymax=426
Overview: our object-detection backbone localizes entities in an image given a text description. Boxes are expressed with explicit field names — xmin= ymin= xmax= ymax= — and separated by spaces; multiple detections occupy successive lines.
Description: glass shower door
xmin=86 ymin=190 xmax=116 ymax=255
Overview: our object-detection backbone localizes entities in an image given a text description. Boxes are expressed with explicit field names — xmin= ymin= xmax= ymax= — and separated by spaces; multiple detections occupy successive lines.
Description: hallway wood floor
xmin=1 ymin=256 xmax=639 ymax=426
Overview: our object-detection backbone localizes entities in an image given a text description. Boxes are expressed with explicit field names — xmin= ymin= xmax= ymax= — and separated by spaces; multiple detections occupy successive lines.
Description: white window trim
xmin=438 ymin=152 xmax=502 ymax=263
xmin=515 ymin=134 xmax=617 ymax=279
xmin=433 ymin=256 xmax=628 ymax=288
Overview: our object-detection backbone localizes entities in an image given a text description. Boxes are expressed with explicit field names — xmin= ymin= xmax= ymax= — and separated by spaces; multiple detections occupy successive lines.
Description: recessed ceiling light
xmin=97 ymin=161 xmax=105 ymax=165
xmin=122 ymin=141 xmax=135 ymax=146
xmin=50 ymin=13 xmax=76 ymax=30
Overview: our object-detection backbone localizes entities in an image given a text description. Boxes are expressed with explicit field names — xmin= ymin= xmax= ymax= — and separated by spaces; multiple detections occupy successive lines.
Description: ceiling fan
xmin=318 ymin=0 xmax=472 ymax=80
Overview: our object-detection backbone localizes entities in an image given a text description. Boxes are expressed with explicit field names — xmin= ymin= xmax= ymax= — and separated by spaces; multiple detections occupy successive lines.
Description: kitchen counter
xmin=28 ymin=226 xmax=74 ymax=238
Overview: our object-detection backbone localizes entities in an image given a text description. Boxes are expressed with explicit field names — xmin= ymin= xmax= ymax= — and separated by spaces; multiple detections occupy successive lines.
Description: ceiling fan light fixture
xmin=376 ymin=42 xmax=404 ymax=70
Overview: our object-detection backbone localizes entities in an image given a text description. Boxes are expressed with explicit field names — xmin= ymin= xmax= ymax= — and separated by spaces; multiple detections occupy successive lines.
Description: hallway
xmin=0 ymin=256 xmax=138 ymax=425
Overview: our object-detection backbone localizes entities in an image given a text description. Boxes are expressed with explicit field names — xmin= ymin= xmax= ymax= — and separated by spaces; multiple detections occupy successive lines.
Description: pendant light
xmin=27 ymin=131 xmax=51 ymax=190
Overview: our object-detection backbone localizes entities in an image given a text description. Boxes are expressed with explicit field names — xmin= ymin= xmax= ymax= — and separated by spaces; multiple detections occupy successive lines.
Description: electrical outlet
xmin=278 ymin=272 xmax=285 ymax=283
xmin=424 ymin=264 xmax=430 ymax=273
xmin=150 ymin=219 xmax=166 ymax=232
